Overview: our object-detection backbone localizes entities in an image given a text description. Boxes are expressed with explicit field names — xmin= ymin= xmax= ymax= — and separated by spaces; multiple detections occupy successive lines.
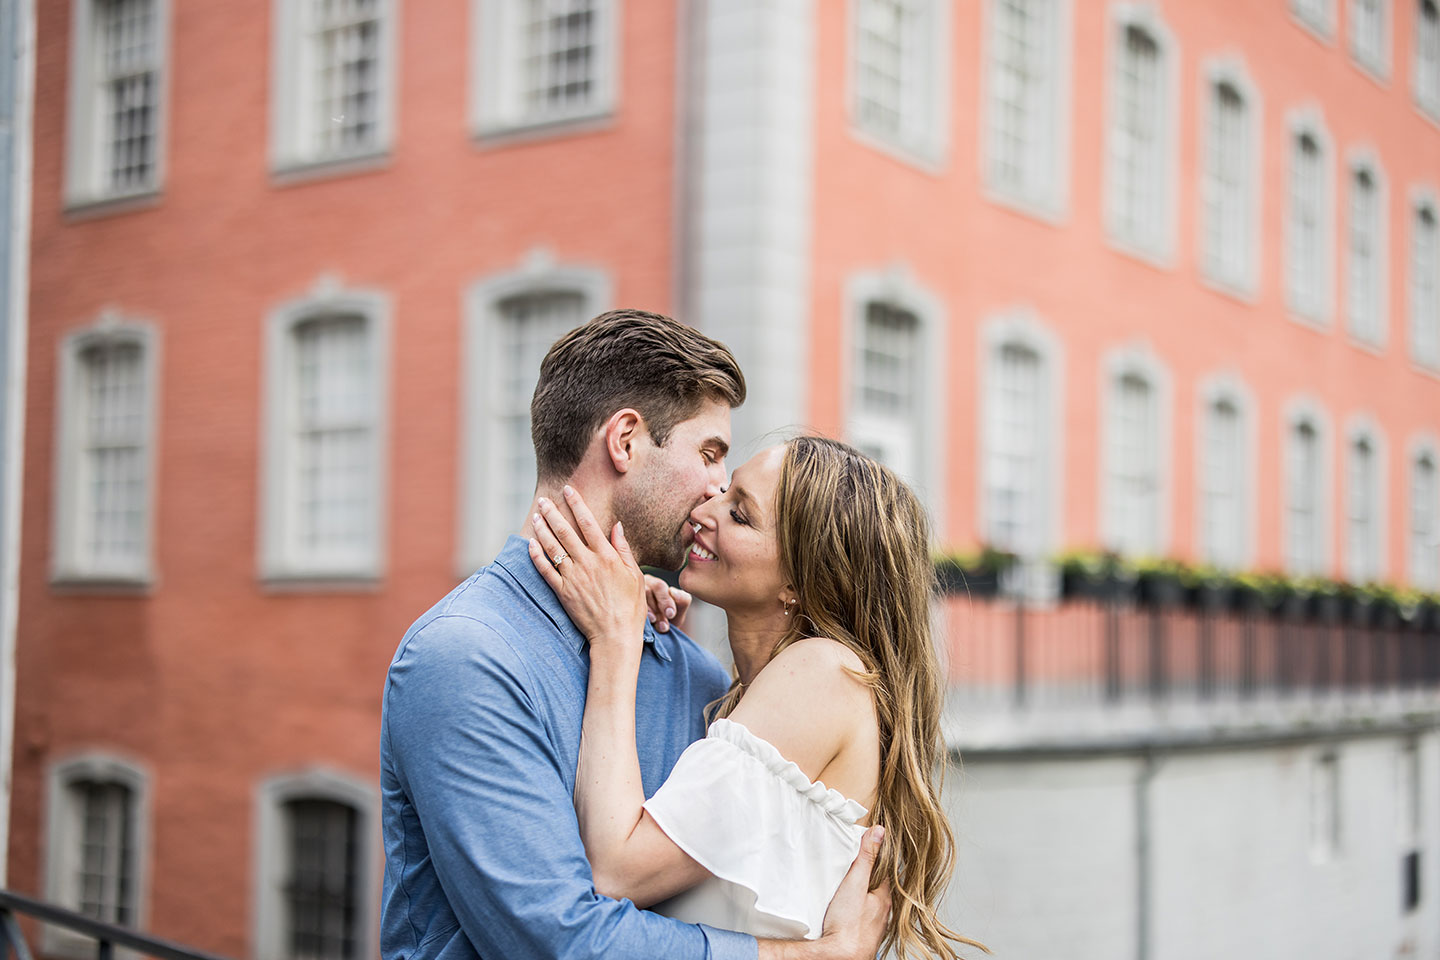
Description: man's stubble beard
xmin=612 ymin=479 xmax=690 ymax=571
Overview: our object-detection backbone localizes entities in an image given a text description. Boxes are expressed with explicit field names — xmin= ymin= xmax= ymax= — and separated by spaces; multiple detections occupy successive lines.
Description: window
xmin=1411 ymin=444 xmax=1439 ymax=589
xmin=1344 ymin=423 xmax=1385 ymax=584
xmin=1346 ymin=158 xmax=1386 ymax=347
xmin=64 ymin=0 xmax=168 ymax=205
xmin=1412 ymin=196 xmax=1440 ymax=369
xmin=850 ymin=0 xmax=947 ymax=163
xmin=1199 ymin=61 xmax=1261 ymax=295
xmin=461 ymin=259 xmax=609 ymax=570
xmin=472 ymin=0 xmax=619 ymax=136
xmin=981 ymin=312 xmax=1061 ymax=559
xmin=1350 ymin=0 xmax=1390 ymax=75
xmin=845 ymin=270 xmax=943 ymax=516
xmin=1416 ymin=0 xmax=1440 ymax=116
xmin=43 ymin=755 xmax=148 ymax=957
xmin=983 ymin=0 xmax=1068 ymax=215
xmin=1285 ymin=113 xmax=1334 ymax=324
xmin=52 ymin=319 xmax=159 ymax=584
xmin=1198 ymin=379 xmax=1253 ymax=571
xmin=1310 ymin=752 xmax=1341 ymax=863
xmin=255 ymin=771 xmax=377 ymax=960
xmin=261 ymin=285 xmax=389 ymax=581
xmin=1285 ymin=405 xmax=1330 ymax=577
xmin=1106 ymin=10 xmax=1174 ymax=259
xmin=271 ymin=0 xmax=396 ymax=171
xmin=1101 ymin=349 xmax=1169 ymax=558
xmin=1293 ymin=0 xmax=1336 ymax=36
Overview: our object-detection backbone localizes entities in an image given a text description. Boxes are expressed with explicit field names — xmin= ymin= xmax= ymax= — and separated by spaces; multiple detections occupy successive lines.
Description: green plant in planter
xmin=1056 ymin=548 xmax=1128 ymax=599
xmin=1132 ymin=556 xmax=1190 ymax=607
xmin=1296 ymin=576 xmax=1346 ymax=623
xmin=1180 ymin=563 xmax=1237 ymax=610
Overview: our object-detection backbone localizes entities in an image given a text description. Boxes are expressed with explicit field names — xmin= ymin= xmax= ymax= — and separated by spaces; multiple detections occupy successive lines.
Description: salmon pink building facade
xmin=8 ymin=1 xmax=1440 ymax=958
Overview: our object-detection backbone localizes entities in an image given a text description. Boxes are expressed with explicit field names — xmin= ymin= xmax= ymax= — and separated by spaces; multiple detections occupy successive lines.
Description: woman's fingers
xmin=645 ymin=575 xmax=673 ymax=632
xmin=562 ymin=485 xmax=608 ymax=552
xmin=527 ymin=537 xmax=563 ymax=591
xmin=531 ymin=509 xmax=568 ymax=570
xmin=535 ymin=496 xmax=587 ymax=558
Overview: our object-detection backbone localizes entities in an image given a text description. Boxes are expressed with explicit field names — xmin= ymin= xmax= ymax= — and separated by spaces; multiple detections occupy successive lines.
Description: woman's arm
xmin=528 ymin=489 xmax=709 ymax=905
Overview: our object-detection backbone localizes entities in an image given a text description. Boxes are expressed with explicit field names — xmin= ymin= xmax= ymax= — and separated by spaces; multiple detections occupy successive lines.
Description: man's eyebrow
xmin=704 ymin=435 xmax=730 ymax=458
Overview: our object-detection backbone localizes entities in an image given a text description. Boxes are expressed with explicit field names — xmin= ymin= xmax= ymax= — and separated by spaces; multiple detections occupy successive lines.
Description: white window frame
xmin=1410 ymin=185 xmax=1440 ymax=373
xmin=459 ymin=254 xmax=610 ymax=573
xmin=1343 ymin=415 xmax=1389 ymax=584
xmin=1408 ymin=433 xmax=1440 ymax=590
xmin=51 ymin=314 xmax=160 ymax=586
xmin=1198 ymin=55 xmax=1264 ymax=299
xmin=253 ymin=768 xmax=379 ymax=960
xmin=1098 ymin=343 xmax=1171 ymax=558
xmin=978 ymin=308 xmax=1064 ymax=561
xmin=1284 ymin=106 xmax=1337 ymax=328
xmin=980 ymin=0 xmax=1074 ymax=222
xmin=1283 ymin=397 xmax=1334 ymax=578
xmin=64 ymin=0 xmax=171 ymax=208
xmin=43 ymin=753 xmax=150 ymax=958
xmin=259 ymin=278 xmax=390 ymax=583
xmin=1195 ymin=372 xmax=1258 ymax=571
xmin=1292 ymin=0 xmax=1338 ymax=39
xmin=842 ymin=266 xmax=946 ymax=527
xmin=1102 ymin=3 xmax=1179 ymax=265
xmin=1350 ymin=0 xmax=1392 ymax=79
xmin=846 ymin=0 xmax=951 ymax=169
xmin=269 ymin=0 xmax=399 ymax=175
xmin=1415 ymin=0 xmax=1440 ymax=118
xmin=1344 ymin=147 xmax=1390 ymax=350
xmin=471 ymin=0 xmax=621 ymax=139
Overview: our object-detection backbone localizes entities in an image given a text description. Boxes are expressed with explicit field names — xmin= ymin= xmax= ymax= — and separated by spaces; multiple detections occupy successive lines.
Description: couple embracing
xmin=379 ymin=310 xmax=985 ymax=960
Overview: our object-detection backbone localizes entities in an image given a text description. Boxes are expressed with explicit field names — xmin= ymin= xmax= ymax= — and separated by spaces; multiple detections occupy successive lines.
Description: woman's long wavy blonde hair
xmin=712 ymin=436 xmax=987 ymax=959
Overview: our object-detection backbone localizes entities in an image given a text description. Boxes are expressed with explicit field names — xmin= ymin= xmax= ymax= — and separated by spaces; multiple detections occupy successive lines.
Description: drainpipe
xmin=0 ymin=0 xmax=35 ymax=888
xmin=1136 ymin=747 xmax=1161 ymax=960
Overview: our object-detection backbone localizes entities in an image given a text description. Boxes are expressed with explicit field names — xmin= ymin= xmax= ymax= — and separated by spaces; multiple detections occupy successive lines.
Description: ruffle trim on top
xmin=706 ymin=719 xmax=869 ymax=824
xmin=642 ymin=718 xmax=868 ymax=939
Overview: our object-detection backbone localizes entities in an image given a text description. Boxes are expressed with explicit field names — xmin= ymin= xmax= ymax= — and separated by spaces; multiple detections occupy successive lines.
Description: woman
xmin=528 ymin=436 xmax=985 ymax=959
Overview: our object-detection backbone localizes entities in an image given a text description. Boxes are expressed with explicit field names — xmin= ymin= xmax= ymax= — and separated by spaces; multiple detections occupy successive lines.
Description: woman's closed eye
xmin=729 ymin=508 xmax=749 ymax=526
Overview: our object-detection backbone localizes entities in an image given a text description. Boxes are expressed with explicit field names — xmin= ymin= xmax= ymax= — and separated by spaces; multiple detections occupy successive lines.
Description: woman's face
xmin=678 ymin=445 xmax=789 ymax=617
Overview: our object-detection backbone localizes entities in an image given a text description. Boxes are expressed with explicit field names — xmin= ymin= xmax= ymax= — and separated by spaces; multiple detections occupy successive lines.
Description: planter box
xmin=1061 ymin=568 xmax=1130 ymax=601
xmin=937 ymin=563 xmax=999 ymax=597
xmin=1307 ymin=593 xmax=1344 ymax=625
xmin=1188 ymin=582 xmax=1234 ymax=612
xmin=1137 ymin=572 xmax=1185 ymax=608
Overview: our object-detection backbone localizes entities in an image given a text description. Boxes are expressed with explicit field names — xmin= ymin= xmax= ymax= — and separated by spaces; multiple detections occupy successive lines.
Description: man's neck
xmin=517 ymin=477 xmax=617 ymax=545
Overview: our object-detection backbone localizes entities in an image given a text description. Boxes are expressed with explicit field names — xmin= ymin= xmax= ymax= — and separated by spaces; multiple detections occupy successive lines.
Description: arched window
xmin=1284 ymin=402 xmax=1332 ymax=576
xmin=1285 ymin=110 xmax=1334 ymax=325
xmin=1344 ymin=420 xmax=1387 ymax=584
xmin=1197 ymin=375 xmax=1255 ymax=571
xmin=44 ymin=754 xmax=149 ymax=956
xmin=261 ymin=281 xmax=390 ymax=581
xmin=255 ymin=769 xmax=378 ymax=960
xmin=461 ymin=256 xmax=610 ymax=570
xmin=1101 ymin=347 xmax=1171 ymax=557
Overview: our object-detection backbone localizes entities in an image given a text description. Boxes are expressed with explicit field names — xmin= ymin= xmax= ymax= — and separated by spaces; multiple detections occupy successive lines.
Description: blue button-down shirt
xmin=381 ymin=536 xmax=757 ymax=960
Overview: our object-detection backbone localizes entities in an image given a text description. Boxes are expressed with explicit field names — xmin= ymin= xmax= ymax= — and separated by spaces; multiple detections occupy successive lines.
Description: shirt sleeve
xmin=385 ymin=615 xmax=758 ymax=960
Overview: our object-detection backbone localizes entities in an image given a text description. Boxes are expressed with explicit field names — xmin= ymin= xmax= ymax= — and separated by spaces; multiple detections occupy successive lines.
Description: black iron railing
xmin=0 ymin=888 xmax=233 ymax=960
xmin=943 ymin=589 xmax=1440 ymax=712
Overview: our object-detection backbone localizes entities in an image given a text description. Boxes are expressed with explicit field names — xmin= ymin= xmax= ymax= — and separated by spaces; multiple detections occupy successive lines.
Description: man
xmin=381 ymin=310 xmax=889 ymax=960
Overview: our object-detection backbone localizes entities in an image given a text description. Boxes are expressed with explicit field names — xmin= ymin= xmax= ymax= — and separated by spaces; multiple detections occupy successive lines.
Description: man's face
xmin=612 ymin=399 xmax=732 ymax=570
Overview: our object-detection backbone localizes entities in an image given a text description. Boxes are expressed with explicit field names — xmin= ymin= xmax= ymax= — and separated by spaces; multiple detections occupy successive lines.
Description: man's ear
xmin=602 ymin=408 xmax=646 ymax=475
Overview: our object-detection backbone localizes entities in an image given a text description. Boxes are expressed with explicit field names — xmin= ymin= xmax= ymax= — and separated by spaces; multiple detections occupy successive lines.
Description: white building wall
xmin=946 ymin=728 xmax=1440 ymax=960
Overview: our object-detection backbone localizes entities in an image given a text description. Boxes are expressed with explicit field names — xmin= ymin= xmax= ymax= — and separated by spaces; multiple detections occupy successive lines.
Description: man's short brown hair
xmin=530 ymin=309 xmax=746 ymax=481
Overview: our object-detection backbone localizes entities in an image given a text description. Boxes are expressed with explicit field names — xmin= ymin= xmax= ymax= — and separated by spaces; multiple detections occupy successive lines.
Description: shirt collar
xmin=493 ymin=535 xmax=670 ymax=662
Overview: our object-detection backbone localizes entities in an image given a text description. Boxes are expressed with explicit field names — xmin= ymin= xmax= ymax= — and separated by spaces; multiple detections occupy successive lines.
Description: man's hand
xmin=758 ymin=825 xmax=891 ymax=960
xmin=644 ymin=575 xmax=693 ymax=633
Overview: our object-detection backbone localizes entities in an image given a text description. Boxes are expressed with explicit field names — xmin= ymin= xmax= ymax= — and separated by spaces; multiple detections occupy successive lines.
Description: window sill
xmin=1350 ymin=52 xmax=1391 ymax=87
xmin=63 ymin=187 xmax=162 ymax=222
xmin=1105 ymin=231 xmax=1175 ymax=272
xmin=1411 ymin=359 xmax=1440 ymax=381
xmin=471 ymin=111 xmax=616 ymax=149
xmin=982 ymin=182 xmax=1068 ymax=227
xmin=259 ymin=572 xmax=384 ymax=594
xmin=49 ymin=572 xmax=155 ymax=594
xmin=270 ymin=148 xmax=392 ymax=187
xmin=1345 ymin=334 xmax=1387 ymax=356
xmin=1289 ymin=9 xmax=1336 ymax=45
xmin=847 ymin=124 xmax=947 ymax=177
xmin=1198 ymin=269 xmax=1260 ymax=305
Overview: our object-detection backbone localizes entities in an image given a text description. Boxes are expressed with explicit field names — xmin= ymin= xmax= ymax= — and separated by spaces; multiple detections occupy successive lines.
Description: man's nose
xmin=704 ymin=461 xmax=727 ymax=499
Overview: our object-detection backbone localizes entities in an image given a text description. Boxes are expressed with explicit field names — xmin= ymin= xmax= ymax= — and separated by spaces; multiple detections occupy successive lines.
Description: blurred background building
xmin=4 ymin=0 xmax=1440 ymax=958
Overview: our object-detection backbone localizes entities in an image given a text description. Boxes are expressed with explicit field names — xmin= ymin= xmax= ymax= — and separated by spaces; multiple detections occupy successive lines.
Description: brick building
xmin=7 ymin=1 xmax=1440 ymax=958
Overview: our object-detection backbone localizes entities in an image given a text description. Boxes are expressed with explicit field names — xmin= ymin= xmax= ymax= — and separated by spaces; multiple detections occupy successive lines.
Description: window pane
xmin=80 ymin=340 xmax=147 ymax=568
xmin=1204 ymin=81 xmax=1249 ymax=283
xmin=95 ymin=0 xmax=159 ymax=192
xmin=311 ymin=0 xmax=383 ymax=156
xmin=285 ymin=799 xmax=359 ymax=960
xmin=987 ymin=342 xmax=1042 ymax=554
xmin=1413 ymin=454 xmax=1439 ymax=589
xmin=522 ymin=0 xmax=598 ymax=119
xmin=1413 ymin=206 xmax=1440 ymax=367
xmin=1202 ymin=397 xmax=1243 ymax=569
xmin=73 ymin=780 xmax=134 ymax=926
xmin=988 ymin=0 xmax=1052 ymax=196
xmin=1111 ymin=25 xmax=1162 ymax=247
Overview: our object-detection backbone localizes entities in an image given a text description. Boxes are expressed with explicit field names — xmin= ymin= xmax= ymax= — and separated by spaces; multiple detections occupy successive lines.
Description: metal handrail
xmin=0 ymin=888 xmax=234 ymax=960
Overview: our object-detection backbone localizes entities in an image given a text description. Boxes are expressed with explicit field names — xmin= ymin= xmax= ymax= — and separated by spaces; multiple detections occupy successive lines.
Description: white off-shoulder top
xmin=641 ymin=718 xmax=869 ymax=940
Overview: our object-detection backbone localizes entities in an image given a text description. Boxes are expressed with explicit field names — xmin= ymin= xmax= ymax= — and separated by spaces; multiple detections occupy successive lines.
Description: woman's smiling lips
xmin=688 ymin=525 xmax=719 ymax=563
